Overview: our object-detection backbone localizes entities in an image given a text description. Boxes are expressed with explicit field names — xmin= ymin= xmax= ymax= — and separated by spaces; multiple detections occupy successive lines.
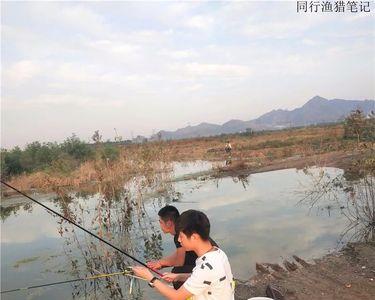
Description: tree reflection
xmin=0 ymin=201 xmax=33 ymax=221
xmin=299 ymin=163 xmax=375 ymax=244
xmin=214 ymin=173 xmax=251 ymax=190
xmin=51 ymin=167 xmax=173 ymax=299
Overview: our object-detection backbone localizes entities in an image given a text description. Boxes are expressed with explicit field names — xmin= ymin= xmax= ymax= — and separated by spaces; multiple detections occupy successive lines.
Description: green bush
xmin=344 ymin=110 xmax=375 ymax=142
xmin=101 ymin=144 xmax=120 ymax=162
xmin=1 ymin=134 xmax=94 ymax=178
xmin=60 ymin=134 xmax=94 ymax=161
xmin=1 ymin=147 xmax=23 ymax=177
xmin=50 ymin=153 xmax=79 ymax=175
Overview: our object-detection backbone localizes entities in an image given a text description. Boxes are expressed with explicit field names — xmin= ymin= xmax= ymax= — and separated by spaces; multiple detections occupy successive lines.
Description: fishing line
xmin=1 ymin=268 xmax=145 ymax=294
xmin=0 ymin=181 xmax=162 ymax=277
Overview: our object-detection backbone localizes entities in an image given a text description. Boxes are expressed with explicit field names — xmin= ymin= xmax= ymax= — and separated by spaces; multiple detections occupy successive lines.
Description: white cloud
xmin=87 ymin=39 xmax=140 ymax=56
xmin=29 ymin=2 xmax=109 ymax=36
xmin=170 ymin=62 xmax=252 ymax=78
xmin=14 ymin=93 xmax=126 ymax=108
xmin=184 ymin=15 xmax=215 ymax=30
xmin=241 ymin=16 xmax=322 ymax=39
xmin=55 ymin=63 xmax=99 ymax=82
xmin=185 ymin=84 xmax=204 ymax=92
xmin=159 ymin=49 xmax=198 ymax=60
xmin=3 ymin=60 xmax=42 ymax=84
xmin=302 ymin=38 xmax=318 ymax=46
xmin=113 ymin=29 xmax=174 ymax=45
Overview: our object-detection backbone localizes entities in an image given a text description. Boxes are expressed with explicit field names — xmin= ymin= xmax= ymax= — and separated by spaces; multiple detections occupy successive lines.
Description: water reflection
xmin=1 ymin=202 xmax=28 ymax=221
xmin=52 ymin=178 xmax=168 ymax=299
xmin=1 ymin=165 xmax=368 ymax=299
xmin=299 ymin=166 xmax=375 ymax=244
xmin=1 ymin=166 xmax=173 ymax=299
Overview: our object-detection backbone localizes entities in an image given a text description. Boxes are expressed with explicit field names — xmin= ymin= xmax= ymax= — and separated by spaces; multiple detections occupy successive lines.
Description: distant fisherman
xmin=133 ymin=210 xmax=235 ymax=300
xmin=225 ymin=141 xmax=232 ymax=154
xmin=225 ymin=141 xmax=232 ymax=165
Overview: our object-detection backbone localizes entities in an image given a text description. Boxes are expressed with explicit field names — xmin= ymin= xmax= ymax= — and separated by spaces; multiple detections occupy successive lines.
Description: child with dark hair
xmin=133 ymin=210 xmax=234 ymax=300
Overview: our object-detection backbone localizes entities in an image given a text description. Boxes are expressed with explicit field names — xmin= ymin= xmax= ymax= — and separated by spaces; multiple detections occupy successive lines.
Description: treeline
xmin=1 ymin=134 xmax=119 ymax=179
xmin=2 ymin=110 xmax=373 ymax=180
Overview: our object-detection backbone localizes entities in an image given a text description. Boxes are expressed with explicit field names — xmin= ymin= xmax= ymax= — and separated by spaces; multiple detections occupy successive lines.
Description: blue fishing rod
xmin=0 ymin=180 xmax=163 ymax=278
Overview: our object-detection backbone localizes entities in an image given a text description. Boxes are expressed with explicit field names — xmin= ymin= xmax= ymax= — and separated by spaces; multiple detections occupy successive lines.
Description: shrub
xmin=60 ymin=134 xmax=94 ymax=161
xmin=344 ymin=109 xmax=374 ymax=143
xmin=101 ymin=144 xmax=120 ymax=162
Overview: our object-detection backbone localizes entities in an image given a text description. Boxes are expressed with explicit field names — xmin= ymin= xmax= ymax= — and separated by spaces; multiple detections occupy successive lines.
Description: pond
xmin=1 ymin=164 xmax=366 ymax=299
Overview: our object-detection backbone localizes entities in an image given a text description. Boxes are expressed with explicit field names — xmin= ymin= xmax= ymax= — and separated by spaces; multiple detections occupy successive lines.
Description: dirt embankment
xmin=173 ymin=150 xmax=365 ymax=182
xmin=235 ymin=242 xmax=375 ymax=300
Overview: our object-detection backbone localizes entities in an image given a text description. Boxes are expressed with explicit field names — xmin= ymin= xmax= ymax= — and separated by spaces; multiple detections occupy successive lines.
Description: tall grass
xmin=4 ymin=141 xmax=172 ymax=194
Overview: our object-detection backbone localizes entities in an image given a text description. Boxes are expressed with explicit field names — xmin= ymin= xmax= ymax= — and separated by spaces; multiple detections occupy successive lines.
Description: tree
xmin=61 ymin=134 xmax=93 ymax=161
xmin=1 ymin=147 xmax=23 ymax=177
xmin=363 ymin=111 xmax=375 ymax=142
xmin=92 ymin=130 xmax=102 ymax=144
xmin=344 ymin=109 xmax=366 ymax=144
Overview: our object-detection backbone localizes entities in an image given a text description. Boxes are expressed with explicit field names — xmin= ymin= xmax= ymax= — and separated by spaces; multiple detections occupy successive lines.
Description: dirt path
xmin=172 ymin=150 xmax=363 ymax=182
xmin=235 ymin=242 xmax=375 ymax=300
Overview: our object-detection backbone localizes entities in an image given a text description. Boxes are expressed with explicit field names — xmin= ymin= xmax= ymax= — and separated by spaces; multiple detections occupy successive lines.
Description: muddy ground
xmin=173 ymin=150 xmax=364 ymax=182
xmin=235 ymin=242 xmax=375 ymax=300
xmin=219 ymin=150 xmax=363 ymax=177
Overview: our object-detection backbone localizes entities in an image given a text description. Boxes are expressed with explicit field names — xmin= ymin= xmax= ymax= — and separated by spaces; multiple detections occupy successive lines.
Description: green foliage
xmin=50 ymin=153 xmax=79 ymax=175
xmin=101 ymin=144 xmax=120 ymax=162
xmin=363 ymin=112 xmax=375 ymax=141
xmin=344 ymin=109 xmax=375 ymax=142
xmin=1 ymin=134 xmax=94 ymax=178
xmin=61 ymin=134 xmax=94 ymax=160
xmin=20 ymin=142 xmax=60 ymax=172
xmin=1 ymin=147 xmax=23 ymax=177
xmin=91 ymin=130 xmax=102 ymax=144
xmin=143 ymin=233 xmax=163 ymax=261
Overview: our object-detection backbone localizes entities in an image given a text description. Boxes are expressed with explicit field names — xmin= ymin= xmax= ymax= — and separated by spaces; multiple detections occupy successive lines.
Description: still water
xmin=1 ymin=165 xmax=354 ymax=299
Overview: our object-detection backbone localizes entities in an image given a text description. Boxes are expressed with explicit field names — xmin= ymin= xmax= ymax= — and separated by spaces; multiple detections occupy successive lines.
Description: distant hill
xmin=151 ymin=96 xmax=374 ymax=140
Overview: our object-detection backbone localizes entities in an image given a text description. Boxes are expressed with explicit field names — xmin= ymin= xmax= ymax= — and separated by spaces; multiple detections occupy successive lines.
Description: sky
xmin=1 ymin=1 xmax=374 ymax=149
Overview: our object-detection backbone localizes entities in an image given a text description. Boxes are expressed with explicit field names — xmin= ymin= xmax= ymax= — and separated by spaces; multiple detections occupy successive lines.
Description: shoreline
xmin=235 ymin=241 xmax=375 ymax=300
xmin=1 ymin=150 xmax=363 ymax=199
xmin=172 ymin=150 xmax=363 ymax=182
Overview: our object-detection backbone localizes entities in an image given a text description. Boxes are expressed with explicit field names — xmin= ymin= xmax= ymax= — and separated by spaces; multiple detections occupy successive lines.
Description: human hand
xmin=162 ymin=272 xmax=180 ymax=283
xmin=132 ymin=266 xmax=153 ymax=281
xmin=147 ymin=260 xmax=163 ymax=270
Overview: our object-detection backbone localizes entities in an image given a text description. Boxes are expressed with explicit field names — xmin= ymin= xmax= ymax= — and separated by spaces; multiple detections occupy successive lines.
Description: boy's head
xmin=158 ymin=205 xmax=179 ymax=234
xmin=176 ymin=210 xmax=210 ymax=250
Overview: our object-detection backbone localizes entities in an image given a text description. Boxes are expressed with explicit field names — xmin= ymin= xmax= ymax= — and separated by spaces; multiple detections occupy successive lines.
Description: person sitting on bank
xmin=133 ymin=209 xmax=234 ymax=300
xmin=147 ymin=205 xmax=217 ymax=289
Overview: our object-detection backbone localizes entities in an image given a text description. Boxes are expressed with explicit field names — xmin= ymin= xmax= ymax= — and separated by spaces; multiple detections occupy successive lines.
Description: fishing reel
xmin=124 ymin=266 xmax=135 ymax=275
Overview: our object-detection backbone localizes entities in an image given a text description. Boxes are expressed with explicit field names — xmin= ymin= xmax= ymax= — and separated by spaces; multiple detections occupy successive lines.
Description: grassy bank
xmin=1 ymin=122 xmax=373 ymax=195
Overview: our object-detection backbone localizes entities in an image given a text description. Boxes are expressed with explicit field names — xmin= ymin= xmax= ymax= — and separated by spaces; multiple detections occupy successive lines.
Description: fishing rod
xmin=1 ymin=268 xmax=146 ymax=294
xmin=0 ymin=180 xmax=163 ymax=277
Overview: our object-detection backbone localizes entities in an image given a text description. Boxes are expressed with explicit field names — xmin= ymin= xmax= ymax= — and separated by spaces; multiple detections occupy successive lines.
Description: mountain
xmin=151 ymin=96 xmax=374 ymax=140
xmin=253 ymin=96 xmax=374 ymax=127
xmin=156 ymin=122 xmax=223 ymax=140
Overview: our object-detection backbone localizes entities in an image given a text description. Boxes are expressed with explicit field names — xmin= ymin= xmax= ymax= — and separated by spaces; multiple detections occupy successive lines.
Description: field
xmin=2 ymin=123 xmax=373 ymax=195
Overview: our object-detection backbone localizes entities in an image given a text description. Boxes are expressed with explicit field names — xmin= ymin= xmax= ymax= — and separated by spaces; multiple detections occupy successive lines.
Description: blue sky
xmin=2 ymin=1 xmax=374 ymax=148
